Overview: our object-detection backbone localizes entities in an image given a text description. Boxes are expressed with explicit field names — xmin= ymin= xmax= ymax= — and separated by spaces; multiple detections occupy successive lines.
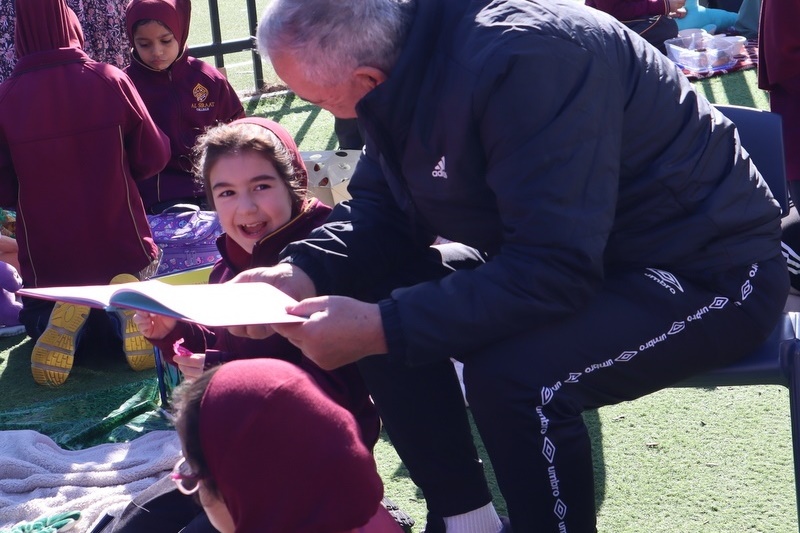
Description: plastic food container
xmin=677 ymin=28 xmax=711 ymax=39
xmin=664 ymin=35 xmax=737 ymax=73
xmin=718 ymin=35 xmax=747 ymax=56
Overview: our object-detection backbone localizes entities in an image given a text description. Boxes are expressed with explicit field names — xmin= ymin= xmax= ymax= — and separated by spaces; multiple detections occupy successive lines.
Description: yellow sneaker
xmin=31 ymin=302 xmax=90 ymax=386
xmin=110 ymin=273 xmax=156 ymax=371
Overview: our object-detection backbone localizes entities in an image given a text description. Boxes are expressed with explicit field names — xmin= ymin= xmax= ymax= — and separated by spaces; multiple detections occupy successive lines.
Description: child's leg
xmin=19 ymin=297 xmax=55 ymax=340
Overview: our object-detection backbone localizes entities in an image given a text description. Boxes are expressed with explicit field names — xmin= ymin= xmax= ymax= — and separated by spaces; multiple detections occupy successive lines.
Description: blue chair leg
xmin=153 ymin=346 xmax=170 ymax=408
xmin=787 ymin=347 xmax=800 ymax=530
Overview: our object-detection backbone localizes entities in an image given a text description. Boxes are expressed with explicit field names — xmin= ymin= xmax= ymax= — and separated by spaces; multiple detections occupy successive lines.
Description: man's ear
xmin=353 ymin=66 xmax=388 ymax=90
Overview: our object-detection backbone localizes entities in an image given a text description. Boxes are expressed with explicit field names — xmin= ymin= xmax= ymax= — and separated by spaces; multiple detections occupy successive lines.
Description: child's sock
xmin=442 ymin=502 xmax=503 ymax=533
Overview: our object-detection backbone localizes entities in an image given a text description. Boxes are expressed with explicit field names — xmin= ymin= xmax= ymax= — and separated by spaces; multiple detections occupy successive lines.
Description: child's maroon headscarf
xmin=15 ymin=0 xmax=84 ymax=58
xmin=125 ymin=0 xmax=191 ymax=53
xmin=199 ymin=359 xmax=384 ymax=532
xmin=232 ymin=117 xmax=309 ymax=189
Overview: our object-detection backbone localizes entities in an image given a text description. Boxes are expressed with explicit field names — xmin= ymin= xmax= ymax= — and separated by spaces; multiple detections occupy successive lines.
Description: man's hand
xmin=227 ymin=263 xmax=316 ymax=339
xmin=229 ymin=263 xmax=316 ymax=300
xmin=272 ymin=296 xmax=387 ymax=370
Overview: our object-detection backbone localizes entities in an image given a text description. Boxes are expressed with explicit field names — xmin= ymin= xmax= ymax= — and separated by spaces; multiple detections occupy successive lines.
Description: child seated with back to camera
xmin=171 ymin=358 xmax=402 ymax=533
xmin=124 ymin=0 xmax=245 ymax=214
xmin=0 ymin=0 xmax=169 ymax=387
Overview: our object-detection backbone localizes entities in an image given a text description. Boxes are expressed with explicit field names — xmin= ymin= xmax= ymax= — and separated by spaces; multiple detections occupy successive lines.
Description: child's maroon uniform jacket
xmin=124 ymin=0 xmax=245 ymax=211
xmin=0 ymin=0 xmax=168 ymax=288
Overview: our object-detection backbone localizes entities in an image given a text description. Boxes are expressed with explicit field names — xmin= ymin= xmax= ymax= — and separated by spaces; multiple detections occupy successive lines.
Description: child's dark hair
xmin=193 ymin=122 xmax=305 ymax=215
xmin=172 ymin=366 xmax=221 ymax=499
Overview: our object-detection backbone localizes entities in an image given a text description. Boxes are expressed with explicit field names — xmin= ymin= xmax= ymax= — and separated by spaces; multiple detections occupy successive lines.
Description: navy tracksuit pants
xmin=357 ymin=251 xmax=788 ymax=532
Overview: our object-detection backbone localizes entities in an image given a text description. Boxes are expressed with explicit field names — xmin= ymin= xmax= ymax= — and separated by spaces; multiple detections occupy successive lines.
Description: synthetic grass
xmin=693 ymin=68 xmax=769 ymax=110
xmin=243 ymin=91 xmax=339 ymax=151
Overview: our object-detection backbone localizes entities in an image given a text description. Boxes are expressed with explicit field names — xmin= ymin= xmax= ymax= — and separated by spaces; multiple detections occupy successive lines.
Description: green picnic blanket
xmin=0 ymin=333 xmax=171 ymax=450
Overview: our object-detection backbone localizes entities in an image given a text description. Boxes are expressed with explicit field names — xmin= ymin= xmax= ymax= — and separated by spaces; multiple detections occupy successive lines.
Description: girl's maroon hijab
xmin=199 ymin=359 xmax=383 ymax=532
xmin=15 ymin=0 xmax=84 ymax=58
xmin=232 ymin=117 xmax=309 ymax=189
xmin=125 ymin=0 xmax=191 ymax=59
xmin=214 ymin=117 xmax=312 ymax=268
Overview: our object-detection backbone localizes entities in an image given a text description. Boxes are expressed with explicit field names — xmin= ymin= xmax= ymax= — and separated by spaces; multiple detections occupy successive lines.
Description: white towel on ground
xmin=0 ymin=429 xmax=181 ymax=532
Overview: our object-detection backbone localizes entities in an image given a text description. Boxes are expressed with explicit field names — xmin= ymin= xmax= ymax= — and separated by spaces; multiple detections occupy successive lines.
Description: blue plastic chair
xmin=675 ymin=104 xmax=800 ymax=528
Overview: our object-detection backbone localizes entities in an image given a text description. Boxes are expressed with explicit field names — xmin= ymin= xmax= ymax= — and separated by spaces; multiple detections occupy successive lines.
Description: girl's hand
xmin=670 ymin=6 xmax=687 ymax=18
xmin=668 ymin=0 xmax=686 ymax=16
xmin=132 ymin=311 xmax=177 ymax=339
xmin=174 ymin=351 xmax=206 ymax=381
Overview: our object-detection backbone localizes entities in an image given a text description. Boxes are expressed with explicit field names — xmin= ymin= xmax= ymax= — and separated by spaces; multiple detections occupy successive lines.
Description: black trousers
xmin=334 ymin=117 xmax=365 ymax=150
xmin=357 ymin=251 xmax=787 ymax=532
xmin=781 ymin=182 xmax=800 ymax=292
xmin=19 ymin=297 xmax=126 ymax=364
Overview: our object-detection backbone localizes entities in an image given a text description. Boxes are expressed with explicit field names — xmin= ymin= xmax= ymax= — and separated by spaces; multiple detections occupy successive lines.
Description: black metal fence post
xmin=187 ymin=0 xmax=264 ymax=92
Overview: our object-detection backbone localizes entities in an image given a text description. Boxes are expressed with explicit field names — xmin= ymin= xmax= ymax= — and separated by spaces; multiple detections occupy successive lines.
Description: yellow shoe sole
xmin=109 ymin=273 xmax=155 ymax=371
xmin=119 ymin=308 xmax=156 ymax=371
xmin=31 ymin=302 xmax=90 ymax=386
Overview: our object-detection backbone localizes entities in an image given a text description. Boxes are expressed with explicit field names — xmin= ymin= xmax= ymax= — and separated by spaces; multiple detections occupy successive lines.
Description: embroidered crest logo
xmin=192 ymin=83 xmax=209 ymax=102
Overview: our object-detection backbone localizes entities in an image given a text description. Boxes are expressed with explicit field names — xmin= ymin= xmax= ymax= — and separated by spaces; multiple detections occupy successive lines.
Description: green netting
xmin=0 ymin=377 xmax=174 ymax=449
xmin=0 ymin=332 xmax=181 ymax=449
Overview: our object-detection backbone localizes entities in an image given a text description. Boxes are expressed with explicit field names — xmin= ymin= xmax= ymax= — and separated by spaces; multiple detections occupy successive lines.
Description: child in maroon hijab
xmin=0 ymin=0 xmax=169 ymax=386
xmin=124 ymin=0 xmax=245 ymax=214
xmin=105 ymin=120 xmax=409 ymax=533
xmin=171 ymin=358 xmax=401 ymax=533
xmin=133 ymin=118 xmax=378 ymax=446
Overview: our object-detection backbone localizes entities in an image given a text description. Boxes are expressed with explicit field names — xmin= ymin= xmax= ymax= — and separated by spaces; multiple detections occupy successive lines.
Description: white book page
xmin=19 ymin=280 xmax=305 ymax=327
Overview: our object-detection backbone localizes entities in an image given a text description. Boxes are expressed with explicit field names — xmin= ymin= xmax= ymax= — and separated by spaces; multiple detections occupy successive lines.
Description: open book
xmin=18 ymin=280 xmax=306 ymax=327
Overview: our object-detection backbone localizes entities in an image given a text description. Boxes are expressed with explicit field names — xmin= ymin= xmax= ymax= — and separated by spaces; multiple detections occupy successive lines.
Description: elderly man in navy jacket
xmin=230 ymin=0 xmax=789 ymax=531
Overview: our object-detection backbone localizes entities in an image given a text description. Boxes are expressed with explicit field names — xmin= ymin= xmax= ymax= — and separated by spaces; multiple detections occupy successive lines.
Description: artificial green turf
xmin=243 ymin=91 xmax=339 ymax=151
xmin=693 ymin=68 xmax=769 ymax=111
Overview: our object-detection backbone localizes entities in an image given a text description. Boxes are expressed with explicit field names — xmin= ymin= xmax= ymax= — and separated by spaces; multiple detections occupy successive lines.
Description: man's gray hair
xmin=257 ymin=0 xmax=415 ymax=86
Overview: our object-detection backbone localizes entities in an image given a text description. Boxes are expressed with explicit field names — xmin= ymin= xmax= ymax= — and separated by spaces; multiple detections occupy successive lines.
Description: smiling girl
xmin=132 ymin=117 xmax=378 ymax=443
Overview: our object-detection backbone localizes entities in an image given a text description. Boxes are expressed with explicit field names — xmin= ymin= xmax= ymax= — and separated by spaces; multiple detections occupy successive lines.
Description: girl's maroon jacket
xmin=758 ymin=0 xmax=800 ymax=90
xmin=0 ymin=0 xmax=169 ymax=288
xmin=124 ymin=0 xmax=245 ymax=211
